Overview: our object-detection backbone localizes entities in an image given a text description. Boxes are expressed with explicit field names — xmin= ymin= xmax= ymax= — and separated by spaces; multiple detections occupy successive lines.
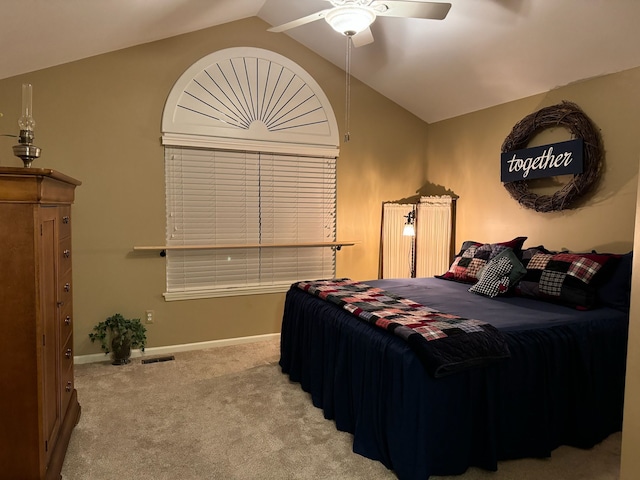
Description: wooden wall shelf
xmin=134 ymin=241 xmax=358 ymax=256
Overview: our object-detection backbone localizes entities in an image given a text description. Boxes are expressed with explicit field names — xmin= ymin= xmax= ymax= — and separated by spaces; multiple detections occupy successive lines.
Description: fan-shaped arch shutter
xmin=162 ymin=47 xmax=339 ymax=156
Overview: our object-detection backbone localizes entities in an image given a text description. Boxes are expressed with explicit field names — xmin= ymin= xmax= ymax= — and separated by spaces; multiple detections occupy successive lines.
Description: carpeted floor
xmin=61 ymin=338 xmax=621 ymax=479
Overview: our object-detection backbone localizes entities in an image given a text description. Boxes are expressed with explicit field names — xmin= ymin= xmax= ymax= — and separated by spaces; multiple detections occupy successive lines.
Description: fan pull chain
xmin=344 ymin=34 xmax=352 ymax=142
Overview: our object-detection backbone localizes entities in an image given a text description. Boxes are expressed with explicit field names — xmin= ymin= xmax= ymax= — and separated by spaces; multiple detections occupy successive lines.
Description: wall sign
xmin=500 ymin=101 xmax=603 ymax=212
xmin=501 ymin=139 xmax=584 ymax=182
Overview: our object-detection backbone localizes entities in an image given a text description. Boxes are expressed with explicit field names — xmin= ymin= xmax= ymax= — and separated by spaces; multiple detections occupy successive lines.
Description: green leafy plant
xmin=88 ymin=313 xmax=147 ymax=354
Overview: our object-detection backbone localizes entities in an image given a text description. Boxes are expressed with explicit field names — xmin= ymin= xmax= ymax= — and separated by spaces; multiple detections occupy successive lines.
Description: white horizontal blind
xmin=165 ymin=147 xmax=336 ymax=299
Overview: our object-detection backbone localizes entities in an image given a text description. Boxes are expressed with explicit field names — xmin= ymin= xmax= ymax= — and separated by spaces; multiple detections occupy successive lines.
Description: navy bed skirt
xmin=279 ymin=279 xmax=628 ymax=479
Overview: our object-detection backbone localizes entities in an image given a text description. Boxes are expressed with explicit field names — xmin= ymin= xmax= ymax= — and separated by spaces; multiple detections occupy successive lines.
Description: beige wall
xmin=425 ymin=67 xmax=640 ymax=253
xmin=0 ymin=17 xmax=428 ymax=356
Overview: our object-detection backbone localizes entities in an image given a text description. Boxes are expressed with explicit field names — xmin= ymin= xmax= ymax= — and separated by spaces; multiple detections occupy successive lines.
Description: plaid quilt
xmin=295 ymin=278 xmax=511 ymax=378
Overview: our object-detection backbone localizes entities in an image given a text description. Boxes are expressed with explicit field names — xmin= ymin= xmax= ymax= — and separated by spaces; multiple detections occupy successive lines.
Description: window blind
xmin=164 ymin=147 xmax=336 ymax=299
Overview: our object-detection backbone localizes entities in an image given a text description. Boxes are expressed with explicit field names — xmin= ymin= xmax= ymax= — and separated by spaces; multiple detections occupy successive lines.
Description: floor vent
xmin=141 ymin=355 xmax=175 ymax=364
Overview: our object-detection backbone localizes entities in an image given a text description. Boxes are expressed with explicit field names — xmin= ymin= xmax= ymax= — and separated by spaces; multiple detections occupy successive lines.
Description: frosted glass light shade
xmin=403 ymin=224 xmax=416 ymax=237
xmin=325 ymin=6 xmax=376 ymax=35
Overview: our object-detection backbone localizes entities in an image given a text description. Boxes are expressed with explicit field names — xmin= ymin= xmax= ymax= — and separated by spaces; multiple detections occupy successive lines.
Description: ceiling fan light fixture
xmin=325 ymin=6 xmax=376 ymax=36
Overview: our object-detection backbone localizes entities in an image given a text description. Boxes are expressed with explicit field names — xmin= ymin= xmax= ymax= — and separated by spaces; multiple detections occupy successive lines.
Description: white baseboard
xmin=74 ymin=332 xmax=280 ymax=365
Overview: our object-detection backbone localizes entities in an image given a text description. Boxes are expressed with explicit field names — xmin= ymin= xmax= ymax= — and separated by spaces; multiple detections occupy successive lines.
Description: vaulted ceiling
xmin=2 ymin=0 xmax=640 ymax=123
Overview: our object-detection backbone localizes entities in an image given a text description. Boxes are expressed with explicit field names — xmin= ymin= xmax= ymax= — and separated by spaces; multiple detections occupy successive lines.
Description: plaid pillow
xmin=438 ymin=236 xmax=527 ymax=284
xmin=516 ymin=250 xmax=618 ymax=309
xmin=470 ymin=248 xmax=527 ymax=297
xmin=469 ymin=255 xmax=514 ymax=297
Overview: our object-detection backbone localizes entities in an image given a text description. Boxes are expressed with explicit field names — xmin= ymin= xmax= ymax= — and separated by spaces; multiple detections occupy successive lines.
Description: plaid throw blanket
xmin=295 ymin=278 xmax=510 ymax=378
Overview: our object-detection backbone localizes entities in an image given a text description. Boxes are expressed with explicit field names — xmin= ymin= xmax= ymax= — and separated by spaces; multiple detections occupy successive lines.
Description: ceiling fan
xmin=268 ymin=0 xmax=452 ymax=47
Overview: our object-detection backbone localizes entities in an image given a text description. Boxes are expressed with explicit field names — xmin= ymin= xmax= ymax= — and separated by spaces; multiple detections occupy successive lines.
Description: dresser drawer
xmin=61 ymin=336 xmax=75 ymax=415
xmin=58 ymin=269 xmax=72 ymax=308
xmin=59 ymin=236 xmax=72 ymax=276
xmin=58 ymin=206 xmax=71 ymax=240
xmin=59 ymin=303 xmax=73 ymax=345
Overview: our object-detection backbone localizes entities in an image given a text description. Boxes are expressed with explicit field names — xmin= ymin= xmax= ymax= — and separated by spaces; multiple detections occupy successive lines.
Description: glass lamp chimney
xmin=18 ymin=83 xmax=36 ymax=144
xmin=12 ymin=83 xmax=41 ymax=167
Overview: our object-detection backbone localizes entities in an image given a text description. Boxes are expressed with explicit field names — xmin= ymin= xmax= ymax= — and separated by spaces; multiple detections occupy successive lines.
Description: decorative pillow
xmin=516 ymin=250 xmax=618 ymax=310
xmin=471 ymin=248 xmax=528 ymax=298
xmin=597 ymin=251 xmax=632 ymax=311
xmin=469 ymin=249 xmax=527 ymax=297
xmin=521 ymin=245 xmax=553 ymax=262
xmin=438 ymin=236 xmax=527 ymax=284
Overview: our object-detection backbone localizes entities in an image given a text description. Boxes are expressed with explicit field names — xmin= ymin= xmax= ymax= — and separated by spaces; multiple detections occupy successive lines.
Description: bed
xmin=279 ymin=240 xmax=631 ymax=479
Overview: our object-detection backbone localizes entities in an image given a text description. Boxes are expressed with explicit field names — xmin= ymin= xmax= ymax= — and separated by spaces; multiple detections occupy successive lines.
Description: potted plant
xmin=89 ymin=313 xmax=147 ymax=365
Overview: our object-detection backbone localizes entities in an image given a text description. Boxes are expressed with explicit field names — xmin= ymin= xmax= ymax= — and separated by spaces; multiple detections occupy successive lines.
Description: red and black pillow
xmin=438 ymin=236 xmax=527 ymax=284
xmin=516 ymin=246 xmax=621 ymax=310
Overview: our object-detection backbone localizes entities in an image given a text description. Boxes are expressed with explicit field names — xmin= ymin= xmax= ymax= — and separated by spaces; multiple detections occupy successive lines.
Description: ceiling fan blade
xmin=267 ymin=9 xmax=331 ymax=33
xmin=351 ymin=27 xmax=374 ymax=47
xmin=375 ymin=1 xmax=452 ymax=20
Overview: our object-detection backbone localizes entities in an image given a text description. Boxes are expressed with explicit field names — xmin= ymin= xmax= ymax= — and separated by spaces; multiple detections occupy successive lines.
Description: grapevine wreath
xmin=501 ymin=101 xmax=604 ymax=212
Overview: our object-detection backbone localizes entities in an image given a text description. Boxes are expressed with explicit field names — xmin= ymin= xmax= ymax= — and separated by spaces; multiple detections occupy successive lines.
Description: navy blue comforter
xmin=279 ymin=277 xmax=628 ymax=479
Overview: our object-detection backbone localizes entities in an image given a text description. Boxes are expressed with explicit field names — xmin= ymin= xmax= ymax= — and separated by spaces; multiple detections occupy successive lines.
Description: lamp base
xmin=12 ymin=143 xmax=41 ymax=168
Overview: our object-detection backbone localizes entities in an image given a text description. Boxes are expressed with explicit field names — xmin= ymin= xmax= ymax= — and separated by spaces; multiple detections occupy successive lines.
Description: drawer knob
xmin=64 ymin=315 xmax=71 ymax=326
xmin=65 ymin=381 xmax=72 ymax=392
xmin=64 ymin=283 xmax=71 ymax=293
xmin=65 ymin=348 xmax=72 ymax=359
xmin=63 ymin=249 xmax=71 ymax=258
xmin=62 ymin=216 xmax=70 ymax=224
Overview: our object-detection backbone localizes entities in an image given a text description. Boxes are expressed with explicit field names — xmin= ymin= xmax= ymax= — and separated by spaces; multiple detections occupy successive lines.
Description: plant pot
xmin=111 ymin=337 xmax=131 ymax=365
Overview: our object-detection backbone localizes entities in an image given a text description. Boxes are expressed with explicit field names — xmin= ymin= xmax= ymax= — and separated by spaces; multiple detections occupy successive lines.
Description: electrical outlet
xmin=145 ymin=310 xmax=154 ymax=324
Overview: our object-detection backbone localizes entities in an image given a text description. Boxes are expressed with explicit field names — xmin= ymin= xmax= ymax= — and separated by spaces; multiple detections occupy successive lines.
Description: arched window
xmin=161 ymin=47 xmax=340 ymax=300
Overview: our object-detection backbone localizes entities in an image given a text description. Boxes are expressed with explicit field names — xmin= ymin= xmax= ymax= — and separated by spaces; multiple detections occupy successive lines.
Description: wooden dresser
xmin=0 ymin=167 xmax=82 ymax=480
